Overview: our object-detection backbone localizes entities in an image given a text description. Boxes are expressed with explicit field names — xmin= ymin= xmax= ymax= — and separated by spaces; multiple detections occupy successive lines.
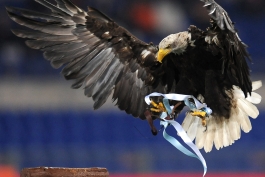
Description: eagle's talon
xmin=201 ymin=117 xmax=207 ymax=127
xmin=191 ymin=111 xmax=207 ymax=118
xmin=204 ymin=125 xmax=208 ymax=132
xmin=150 ymin=100 xmax=166 ymax=113
xmin=150 ymin=100 xmax=159 ymax=108
xmin=191 ymin=111 xmax=208 ymax=127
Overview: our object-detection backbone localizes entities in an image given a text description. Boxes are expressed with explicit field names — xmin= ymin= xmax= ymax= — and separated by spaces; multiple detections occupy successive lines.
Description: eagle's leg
xmin=170 ymin=102 xmax=183 ymax=119
xmin=144 ymin=109 xmax=158 ymax=135
xmin=145 ymin=100 xmax=168 ymax=135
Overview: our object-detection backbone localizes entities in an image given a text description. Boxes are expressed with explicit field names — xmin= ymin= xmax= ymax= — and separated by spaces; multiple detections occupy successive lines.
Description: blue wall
xmin=0 ymin=110 xmax=265 ymax=173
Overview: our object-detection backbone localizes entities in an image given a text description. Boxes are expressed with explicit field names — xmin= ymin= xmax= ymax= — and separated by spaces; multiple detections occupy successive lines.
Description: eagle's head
xmin=157 ymin=31 xmax=193 ymax=63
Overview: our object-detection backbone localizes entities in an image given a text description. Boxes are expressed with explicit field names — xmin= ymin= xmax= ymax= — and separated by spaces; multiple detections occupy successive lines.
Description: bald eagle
xmin=7 ymin=0 xmax=262 ymax=152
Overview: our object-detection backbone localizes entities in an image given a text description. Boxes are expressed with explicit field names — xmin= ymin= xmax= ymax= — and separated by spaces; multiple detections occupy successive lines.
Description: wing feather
xmin=12 ymin=29 xmax=78 ymax=41
xmin=84 ymin=52 xmax=116 ymax=96
xmin=6 ymin=6 xmax=69 ymax=23
xmin=24 ymin=40 xmax=62 ymax=49
xmin=7 ymin=11 xmax=74 ymax=35
xmin=35 ymin=0 xmax=73 ymax=16
xmin=92 ymin=62 xmax=124 ymax=109
xmin=62 ymin=43 xmax=106 ymax=78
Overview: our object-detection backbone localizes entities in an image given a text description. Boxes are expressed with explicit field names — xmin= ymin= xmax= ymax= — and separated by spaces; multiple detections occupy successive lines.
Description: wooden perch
xmin=20 ymin=167 xmax=109 ymax=177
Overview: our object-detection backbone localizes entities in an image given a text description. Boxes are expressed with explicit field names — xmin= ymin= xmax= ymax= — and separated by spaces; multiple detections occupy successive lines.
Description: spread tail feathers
xmin=182 ymin=81 xmax=262 ymax=153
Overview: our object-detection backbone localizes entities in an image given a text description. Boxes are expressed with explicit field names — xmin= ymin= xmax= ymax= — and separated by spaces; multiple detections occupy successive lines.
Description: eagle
xmin=6 ymin=0 xmax=262 ymax=152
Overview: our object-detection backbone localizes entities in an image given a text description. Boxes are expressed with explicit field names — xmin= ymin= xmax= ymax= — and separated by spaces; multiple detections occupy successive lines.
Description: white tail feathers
xmin=182 ymin=81 xmax=262 ymax=153
xmin=252 ymin=80 xmax=262 ymax=91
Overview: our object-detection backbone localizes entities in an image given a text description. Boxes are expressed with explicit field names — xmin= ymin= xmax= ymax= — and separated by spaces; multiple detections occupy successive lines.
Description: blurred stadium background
xmin=0 ymin=0 xmax=265 ymax=176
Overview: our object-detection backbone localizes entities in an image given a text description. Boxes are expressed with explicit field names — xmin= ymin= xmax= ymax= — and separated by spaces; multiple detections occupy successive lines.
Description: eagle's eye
xmin=166 ymin=44 xmax=171 ymax=49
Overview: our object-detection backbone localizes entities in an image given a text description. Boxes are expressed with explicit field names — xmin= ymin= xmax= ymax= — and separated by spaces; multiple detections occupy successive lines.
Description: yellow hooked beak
xmin=157 ymin=49 xmax=172 ymax=63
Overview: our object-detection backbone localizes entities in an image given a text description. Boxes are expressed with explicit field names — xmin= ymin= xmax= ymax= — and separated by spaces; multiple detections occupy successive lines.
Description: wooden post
xmin=20 ymin=167 xmax=109 ymax=177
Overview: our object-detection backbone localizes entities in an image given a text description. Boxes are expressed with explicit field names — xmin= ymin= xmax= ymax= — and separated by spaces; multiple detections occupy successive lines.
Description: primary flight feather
xmin=6 ymin=0 xmax=262 ymax=152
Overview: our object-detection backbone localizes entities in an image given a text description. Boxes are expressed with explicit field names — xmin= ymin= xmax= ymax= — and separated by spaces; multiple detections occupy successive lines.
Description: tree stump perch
xmin=20 ymin=167 xmax=109 ymax=177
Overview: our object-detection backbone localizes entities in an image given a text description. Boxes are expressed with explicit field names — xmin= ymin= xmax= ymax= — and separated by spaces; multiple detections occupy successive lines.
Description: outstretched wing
xmin=182 ymin=0 xmax=260 ymax=153
xmin=201 ymin=0 xmax=252 ymax=97
xmin=6 ymin=0 xmax=168 ymax=119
